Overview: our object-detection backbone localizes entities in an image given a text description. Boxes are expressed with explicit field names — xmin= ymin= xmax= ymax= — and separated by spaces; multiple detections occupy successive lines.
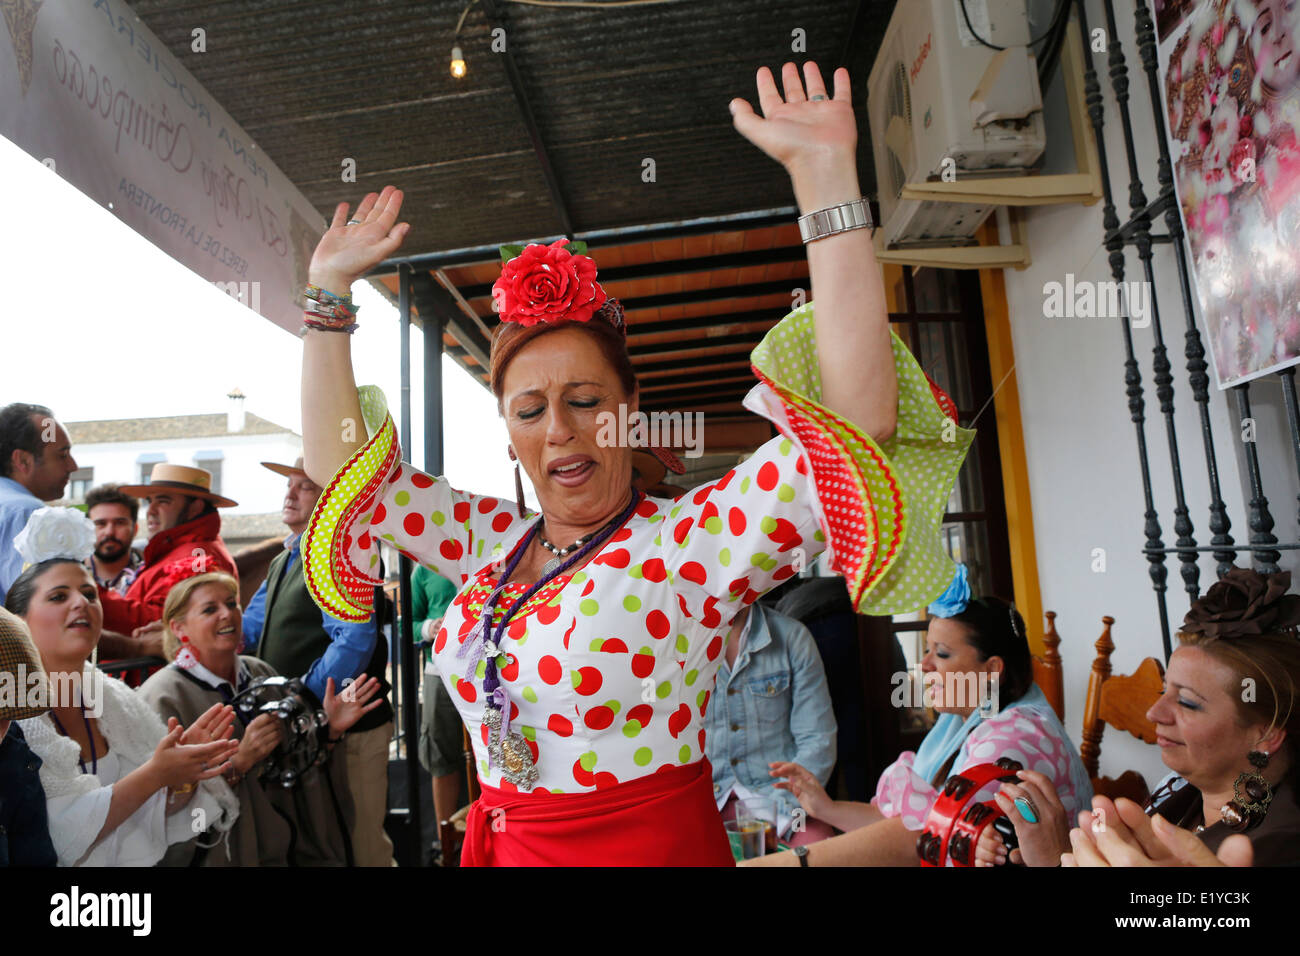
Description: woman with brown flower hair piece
xmin=295 ymin=63 xmax=974 ymax=865
xmin=1000 ymin=568 xmax=1300 ymax=867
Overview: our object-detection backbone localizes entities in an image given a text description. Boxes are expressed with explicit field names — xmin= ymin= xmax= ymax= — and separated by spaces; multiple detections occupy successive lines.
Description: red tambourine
xmin=916 ymin=758 xmax=1023 ymax=867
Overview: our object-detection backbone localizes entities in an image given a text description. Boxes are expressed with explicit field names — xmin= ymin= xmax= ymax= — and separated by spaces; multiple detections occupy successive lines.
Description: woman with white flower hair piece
xmin=4 ymin=507 xmax=241 ymax=866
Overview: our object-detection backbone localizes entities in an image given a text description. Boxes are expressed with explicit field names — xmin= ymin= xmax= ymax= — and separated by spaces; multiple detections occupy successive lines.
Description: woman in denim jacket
xmin=705 ymin=601 xmax=837 ymax=846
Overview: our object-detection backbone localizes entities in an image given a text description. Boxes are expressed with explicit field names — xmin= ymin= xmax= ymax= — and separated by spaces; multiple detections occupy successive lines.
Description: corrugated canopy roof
xmin=130 ymin=0 xmax=896 ymax=423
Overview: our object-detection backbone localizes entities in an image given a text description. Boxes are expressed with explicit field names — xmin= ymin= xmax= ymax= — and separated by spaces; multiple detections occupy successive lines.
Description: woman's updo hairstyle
xmin=948 ymin=596 xmax=1034 ymax=705
xmin=489 ymin=318 xmax=638 ymax=405
xmin=1178 ymin=569 xmax=1300 ymax=783
xmin=160 ymin=572 xmax=240 ymax=662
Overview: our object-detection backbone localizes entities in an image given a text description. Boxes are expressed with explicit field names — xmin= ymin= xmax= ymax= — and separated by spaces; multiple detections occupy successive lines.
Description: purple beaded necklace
xmin=457 ymin=488 xmax=640 ymax=788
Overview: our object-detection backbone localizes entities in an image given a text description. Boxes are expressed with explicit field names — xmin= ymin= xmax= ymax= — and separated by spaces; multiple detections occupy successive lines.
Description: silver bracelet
xmin=797 ymin=198 xmax=874 ymax=244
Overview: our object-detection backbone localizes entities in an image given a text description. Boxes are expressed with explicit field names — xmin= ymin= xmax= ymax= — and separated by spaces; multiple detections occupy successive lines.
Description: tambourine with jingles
xmin=916 ymin=758 xmax=1023 ymax=867
xmin=230 ymin=676 xmax=331 ymax=789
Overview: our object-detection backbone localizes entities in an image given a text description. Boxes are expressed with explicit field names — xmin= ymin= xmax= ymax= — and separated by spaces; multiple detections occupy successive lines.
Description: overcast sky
xmin=0 ymin=133 xmax=528 ymax=503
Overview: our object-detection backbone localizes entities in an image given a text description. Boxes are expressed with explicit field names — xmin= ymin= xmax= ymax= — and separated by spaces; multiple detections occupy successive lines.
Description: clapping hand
xmin=150 ymin=724 xmax=239 ymax=790
xmin=1063 ymin=795 xmax=1253 ymax=867
xmin=323 ymin=675 xmax=384 ymax=736
xmin=170 ymin=702 xmax=235 ymax=747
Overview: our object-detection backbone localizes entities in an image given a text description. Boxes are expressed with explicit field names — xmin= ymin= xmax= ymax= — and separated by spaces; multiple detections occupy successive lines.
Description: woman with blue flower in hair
xmin=750 ymin=566 xmax=1092 ymax=866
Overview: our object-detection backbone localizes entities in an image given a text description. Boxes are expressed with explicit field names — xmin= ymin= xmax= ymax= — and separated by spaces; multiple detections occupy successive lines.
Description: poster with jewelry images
xmin=1158 ymin=0 xmax=1300 ymax=388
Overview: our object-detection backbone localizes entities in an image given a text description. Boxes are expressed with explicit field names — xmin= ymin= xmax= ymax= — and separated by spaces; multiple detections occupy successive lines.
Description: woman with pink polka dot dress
xmin=753 ymin=566 xmax=1092 ymax=866
xmin=294 ymin=62 xmax=973 ymax=865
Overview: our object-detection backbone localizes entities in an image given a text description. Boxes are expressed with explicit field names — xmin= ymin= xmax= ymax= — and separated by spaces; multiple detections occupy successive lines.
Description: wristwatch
xmin=797 ymin=198 xmax=874 ymax=244
xmin=793 ymin=845 xmax=810 ymax=867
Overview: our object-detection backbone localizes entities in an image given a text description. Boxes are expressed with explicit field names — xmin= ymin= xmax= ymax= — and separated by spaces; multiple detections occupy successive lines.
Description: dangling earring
xmin=508 ymin=446 xmax=526 ymax=518
xmin=1220 ymin=750 xmax=1273 ymax=831
xmin=176 ymin=633 xmax=197 ymax=670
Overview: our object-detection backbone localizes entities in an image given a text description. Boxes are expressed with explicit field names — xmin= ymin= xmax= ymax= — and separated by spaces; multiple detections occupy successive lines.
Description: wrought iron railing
xmin=1077 ymin=0 xmax=1299 ymax=658
xmin=96 ymin=655 xmax=166 ymax=687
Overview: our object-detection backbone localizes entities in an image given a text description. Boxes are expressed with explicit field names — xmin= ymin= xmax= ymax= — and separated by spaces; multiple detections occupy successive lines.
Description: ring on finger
xmin=811 ymin=94 xmax=827 ymax=101
xmin=346 ymin=219 xmax=362 ymax=226
xmin=1014 ymin=796 xmax=1040 ymax=823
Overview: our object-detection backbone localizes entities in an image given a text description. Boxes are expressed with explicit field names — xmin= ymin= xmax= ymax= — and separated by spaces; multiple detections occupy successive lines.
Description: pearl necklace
xmin=537 ymin=503 xmax=636 ymax=577
xmin=538 ymin=530 xmax=599 ymax=576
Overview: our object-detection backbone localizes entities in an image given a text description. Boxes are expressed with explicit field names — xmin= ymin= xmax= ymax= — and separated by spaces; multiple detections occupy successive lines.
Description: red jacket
xmin=100 ymin=511 xmax=236 ymax=633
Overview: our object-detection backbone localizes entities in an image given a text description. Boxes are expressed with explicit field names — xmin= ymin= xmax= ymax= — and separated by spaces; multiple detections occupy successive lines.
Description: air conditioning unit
xmin=868 ymin=0 xmax=1048 ymax=248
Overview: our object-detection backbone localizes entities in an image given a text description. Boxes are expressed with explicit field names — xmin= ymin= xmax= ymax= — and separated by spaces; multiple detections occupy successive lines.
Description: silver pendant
xmin=541 ymin=556 xmax=565 ymax=578
xmin=484 ymin=705 xmax=539 ymax=790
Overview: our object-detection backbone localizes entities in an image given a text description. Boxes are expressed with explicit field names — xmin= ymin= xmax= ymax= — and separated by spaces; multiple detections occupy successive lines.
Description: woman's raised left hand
xmin=323 ymin=675 xmax=384 ymax=736
xmin=730 ymin=62 xmax=857 ymax=194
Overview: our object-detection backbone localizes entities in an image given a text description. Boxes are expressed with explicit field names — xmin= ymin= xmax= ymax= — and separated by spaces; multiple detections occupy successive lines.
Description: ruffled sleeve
xmin=43 ymin=779 xmax=115 ymax=866
xmin=658 ymin=303 xmax=974 ymax=620
xmin=873 ymin=751 xmax=940 ymax=831
xmin=302 ymin=386 xmax=531 ymax=622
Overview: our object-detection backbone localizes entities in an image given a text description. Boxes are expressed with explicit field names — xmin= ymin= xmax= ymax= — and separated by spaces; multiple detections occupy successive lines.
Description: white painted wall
xmin=70 ymin=431 xmax=302 ymax=515
xmin=999 ymin=0 xmax=1252 ymax=786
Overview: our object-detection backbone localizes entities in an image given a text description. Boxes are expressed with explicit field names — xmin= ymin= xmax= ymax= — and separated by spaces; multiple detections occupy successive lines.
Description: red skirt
xmin=462 ymin=759 xmax=735 ymax=867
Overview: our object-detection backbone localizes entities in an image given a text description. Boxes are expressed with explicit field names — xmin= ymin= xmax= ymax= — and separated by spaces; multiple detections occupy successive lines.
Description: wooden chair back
xmin=1031 ymin=611 xmax=1064 ymax=720
xmin=1079 ymin=615 xmax=1164 ymax=804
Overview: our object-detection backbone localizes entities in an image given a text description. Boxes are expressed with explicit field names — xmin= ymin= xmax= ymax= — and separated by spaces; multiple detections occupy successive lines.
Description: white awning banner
xmin=0 ymin=0 xmax=323 ymax=333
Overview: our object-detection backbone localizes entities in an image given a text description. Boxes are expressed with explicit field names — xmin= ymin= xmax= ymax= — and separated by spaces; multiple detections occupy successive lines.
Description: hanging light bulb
xmin=450 ymin=45 xmax=467 ymax=79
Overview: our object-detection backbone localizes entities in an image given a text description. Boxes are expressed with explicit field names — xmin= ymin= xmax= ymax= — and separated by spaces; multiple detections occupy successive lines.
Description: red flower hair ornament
xmin=492 ymin=240 xmax=624 ymax=334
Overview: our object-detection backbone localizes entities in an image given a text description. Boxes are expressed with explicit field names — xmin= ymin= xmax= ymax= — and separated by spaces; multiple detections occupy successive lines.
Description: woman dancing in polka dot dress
xmin=296 ymin=62 xmax=973 ymax=865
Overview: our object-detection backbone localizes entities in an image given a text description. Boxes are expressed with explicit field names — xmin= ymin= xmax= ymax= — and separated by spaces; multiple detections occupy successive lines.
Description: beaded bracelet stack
xmin=302 ymin=283 xmax=359 ymax=334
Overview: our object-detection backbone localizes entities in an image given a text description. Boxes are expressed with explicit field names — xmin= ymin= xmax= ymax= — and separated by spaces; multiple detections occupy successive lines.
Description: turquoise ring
xmin=1014 ymin=796 xmax=1039 ymax=824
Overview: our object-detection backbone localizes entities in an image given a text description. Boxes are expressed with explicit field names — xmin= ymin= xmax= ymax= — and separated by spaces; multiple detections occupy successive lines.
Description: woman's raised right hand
xmin=149 ymin=724 xmax=240 ymax=791
xmin=769 ymin=760 xmax=833 ymax=819
xmin=308 ymin=185 xmax=410 ymax=294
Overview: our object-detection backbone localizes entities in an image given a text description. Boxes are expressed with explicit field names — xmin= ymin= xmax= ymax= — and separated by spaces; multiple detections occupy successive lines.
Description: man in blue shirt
xmin=243 ymin=457 xmax=394 ymax=867
xmin=0 ymin=403 xmax=78 ymax=604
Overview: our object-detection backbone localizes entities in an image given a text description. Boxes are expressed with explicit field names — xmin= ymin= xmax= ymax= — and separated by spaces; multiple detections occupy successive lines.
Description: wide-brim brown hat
xmin=118 ymin=463 xmax=238 ymax=508
xmin=261 ymin=456 xmax=308 ymax=479
xmin=0 ymin=607 xmax=49 ymax=720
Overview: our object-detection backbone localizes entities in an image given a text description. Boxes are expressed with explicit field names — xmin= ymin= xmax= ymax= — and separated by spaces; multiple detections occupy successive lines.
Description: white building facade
xmin=63 ymin=396 xmax=302 ymax=550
